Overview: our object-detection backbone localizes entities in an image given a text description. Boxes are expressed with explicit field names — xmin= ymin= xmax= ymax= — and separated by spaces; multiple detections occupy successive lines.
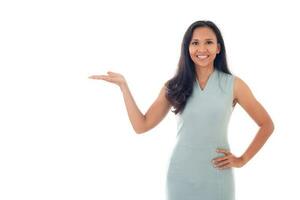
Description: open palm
xmin=88 ymin=71 xmax=127 ymax=88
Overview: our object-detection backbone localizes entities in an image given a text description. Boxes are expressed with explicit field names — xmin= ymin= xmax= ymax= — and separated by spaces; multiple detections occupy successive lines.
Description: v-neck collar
xmin=195 ymin=69 xmax=216 ymax=92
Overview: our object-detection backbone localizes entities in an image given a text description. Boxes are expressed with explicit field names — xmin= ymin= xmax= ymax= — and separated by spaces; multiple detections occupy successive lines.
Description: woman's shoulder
xmin=216 ymin=69 xmax=232 ymax=75
xmin=232 ymin=74 xmax=250 ymax=91
xmin=217 ymin=70 xmax=235 ymax=82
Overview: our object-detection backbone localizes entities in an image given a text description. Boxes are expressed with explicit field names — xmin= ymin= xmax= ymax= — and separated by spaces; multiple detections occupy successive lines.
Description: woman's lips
xmin=197 ymin=55 xmax=209 ymax=60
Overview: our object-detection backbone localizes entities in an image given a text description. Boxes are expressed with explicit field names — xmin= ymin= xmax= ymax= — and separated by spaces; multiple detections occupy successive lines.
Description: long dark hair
xmin=165 ymin=20 xmax=232 ymax=115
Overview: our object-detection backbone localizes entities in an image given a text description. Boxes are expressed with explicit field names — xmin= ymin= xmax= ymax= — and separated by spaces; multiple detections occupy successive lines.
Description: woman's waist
xmin=170 ymin=142 xmax=230 ymax=159
xmin=175 ymin=132 xmax=230 ymax=147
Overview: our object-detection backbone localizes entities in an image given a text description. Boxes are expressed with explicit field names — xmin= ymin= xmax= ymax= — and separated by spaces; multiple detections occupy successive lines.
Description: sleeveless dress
xmin=165 ymin=69 xmax=236 ymax=200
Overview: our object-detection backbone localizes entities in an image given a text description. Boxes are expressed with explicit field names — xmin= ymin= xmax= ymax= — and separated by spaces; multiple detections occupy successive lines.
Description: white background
xmin=0 ymin=0 xmax=299 ymax=199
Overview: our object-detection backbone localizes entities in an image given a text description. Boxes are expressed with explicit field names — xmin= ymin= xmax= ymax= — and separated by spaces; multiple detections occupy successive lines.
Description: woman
xmin=89 ymin=20 xmax=274 ymax=200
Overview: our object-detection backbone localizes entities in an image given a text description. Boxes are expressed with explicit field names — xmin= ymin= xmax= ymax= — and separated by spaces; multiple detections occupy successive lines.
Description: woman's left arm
xmin=234 ymin=76 xmax=275 ymax=166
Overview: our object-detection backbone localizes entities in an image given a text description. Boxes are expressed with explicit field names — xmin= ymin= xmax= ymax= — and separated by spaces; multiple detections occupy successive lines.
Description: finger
xmin=90 ymin=75 xmax=113 ymax=81
xmin=216 ymin=148 xmax=231 ymax=155
xmin=107 ymin=71 xmax=118 ymax=75
xmin=101 ymin=76 xmax=113 ymax=81
xmin=89 ymin=75 xmax=105 ymax=79
xmin=108 ymin=71 xmax=122 ymax=78
xmin=213 ymin=155 xmax=230 ymax=163
xmin=217 ymin=161 xmax=231 ymax=169
xmin=107 ymin=73 xmax=118 ymax=78
xmin=215 ymin=159 xmax=230 ymax=167
xmin=89 ymin=75 xmax=100 ymax=79
xmin=88 ymin=75 xmax=96 ymax=79
xmin=216 ymin=148 xmax=228 ymax=153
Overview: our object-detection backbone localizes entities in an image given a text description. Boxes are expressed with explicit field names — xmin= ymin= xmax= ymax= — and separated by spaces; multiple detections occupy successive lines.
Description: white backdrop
xmin=0 ymin=0 xmax=299 ymax=199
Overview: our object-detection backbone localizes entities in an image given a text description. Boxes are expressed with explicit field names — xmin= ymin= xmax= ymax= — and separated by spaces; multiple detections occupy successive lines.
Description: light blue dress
xmin=165 ymin=69 xmax=236 ymax=200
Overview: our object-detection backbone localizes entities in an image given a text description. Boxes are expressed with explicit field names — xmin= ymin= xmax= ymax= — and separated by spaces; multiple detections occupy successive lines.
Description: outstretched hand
xmin=88 ymin=71 xmax=127 ymax=88
xmin=212 ymin=148 xmax=246 ymax=170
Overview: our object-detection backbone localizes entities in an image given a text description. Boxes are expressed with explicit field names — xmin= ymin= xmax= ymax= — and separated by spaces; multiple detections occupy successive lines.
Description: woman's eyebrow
xmin=191 ymin=38 xmax=214 ymax=41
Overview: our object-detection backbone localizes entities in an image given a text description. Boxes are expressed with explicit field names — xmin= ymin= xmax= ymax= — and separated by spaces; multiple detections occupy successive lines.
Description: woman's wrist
xmin=240 ymin=155 xmax=249 ymax=166
xmin=119 ymin=81 xmax=128 ymax=92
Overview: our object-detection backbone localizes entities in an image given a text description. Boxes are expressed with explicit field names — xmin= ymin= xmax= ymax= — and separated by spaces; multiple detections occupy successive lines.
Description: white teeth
xmin=197 ymin=55 xmax=208 ymax=59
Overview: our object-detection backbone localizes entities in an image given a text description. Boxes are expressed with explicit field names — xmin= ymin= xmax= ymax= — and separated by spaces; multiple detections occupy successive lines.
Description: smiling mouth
xmin=197 ymin=55 xmax=209 ymax=60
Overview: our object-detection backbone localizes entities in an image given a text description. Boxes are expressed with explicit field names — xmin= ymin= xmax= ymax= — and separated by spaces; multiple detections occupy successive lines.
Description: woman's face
xmin=189 ymin=27 xmax=221 ymax=68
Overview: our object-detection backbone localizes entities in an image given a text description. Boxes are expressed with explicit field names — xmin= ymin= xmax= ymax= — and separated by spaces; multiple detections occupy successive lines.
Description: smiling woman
xmin=88 ymin=20 xmax=274 ymax=200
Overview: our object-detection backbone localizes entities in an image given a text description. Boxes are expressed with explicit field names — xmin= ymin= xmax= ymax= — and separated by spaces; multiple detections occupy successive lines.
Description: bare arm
xmin=234 ymin=76 xmax=275 ymax=165
xmin=141 ymin=85 xmax=172 ymax=133
xmin=120 ymin=82 xmax=171 ymax=134
xmin=89 ymin=71 xmax=171 ymax=134
xmin=119 ymin=82 xmax=145 ymax=134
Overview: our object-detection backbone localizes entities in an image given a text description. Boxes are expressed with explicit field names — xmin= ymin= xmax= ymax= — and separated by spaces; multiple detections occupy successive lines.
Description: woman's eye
xmin=191 ymin=41 xmax=213 ymax=45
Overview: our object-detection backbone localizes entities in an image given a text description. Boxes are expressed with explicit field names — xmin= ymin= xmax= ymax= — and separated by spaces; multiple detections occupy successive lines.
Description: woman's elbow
xmin=266 ymin=119 xmax=275 ymax=133
xmin=134 ymin=126 xmax=147 ymax=134
xmin=135 ymin=129 xmax=144 ymax=134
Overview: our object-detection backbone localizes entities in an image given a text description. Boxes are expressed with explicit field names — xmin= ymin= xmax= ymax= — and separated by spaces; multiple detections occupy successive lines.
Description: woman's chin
xmin=195 ymin=62 xmax=213 ymax=68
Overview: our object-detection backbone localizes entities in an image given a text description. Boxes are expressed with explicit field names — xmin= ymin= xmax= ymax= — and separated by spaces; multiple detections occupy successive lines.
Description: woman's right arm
xmin=89 ymin=71 xmax=172 ymax=134
xmin=120 ymin=82 xmax=172 ymax=134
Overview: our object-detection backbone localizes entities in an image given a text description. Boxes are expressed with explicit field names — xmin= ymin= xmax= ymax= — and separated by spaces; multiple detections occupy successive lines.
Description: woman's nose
xmin=197 ymin=44 xmax=207 ymax=52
